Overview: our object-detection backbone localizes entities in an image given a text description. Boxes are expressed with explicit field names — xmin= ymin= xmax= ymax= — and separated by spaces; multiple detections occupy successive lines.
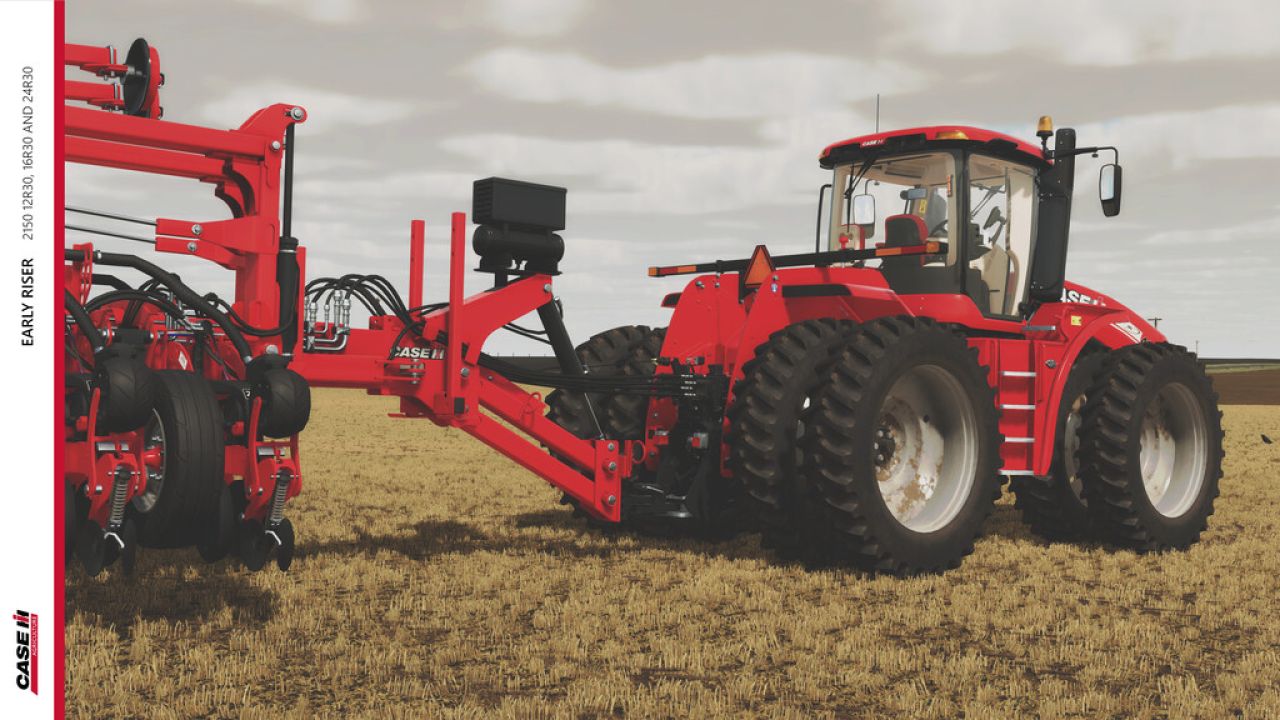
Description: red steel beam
xmin=66 ymin=105 xmax=268 ymax=159
xmin=409 ymin=219 xmax=425 ymax=310
xmin=65 ymin=136 xmax=225 ymax=182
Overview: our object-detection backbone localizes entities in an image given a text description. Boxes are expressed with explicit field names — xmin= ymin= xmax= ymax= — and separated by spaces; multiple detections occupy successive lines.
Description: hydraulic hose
xmin=85 ymin=289 xmax=188 ymax=325
xmin=65 ymin=248 xmax=254 ymax=361
xmin=64 ymin=289 xmax=106 ymax=352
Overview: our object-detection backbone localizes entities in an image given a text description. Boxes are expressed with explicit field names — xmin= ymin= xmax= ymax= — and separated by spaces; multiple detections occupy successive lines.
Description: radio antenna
xmin=875 ymin=94 xmax=880 ymax=132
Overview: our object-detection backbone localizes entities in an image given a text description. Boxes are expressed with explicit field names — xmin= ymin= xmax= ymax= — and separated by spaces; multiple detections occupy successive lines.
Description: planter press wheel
xmin=131 ymin=371 xmax=224 ymax=549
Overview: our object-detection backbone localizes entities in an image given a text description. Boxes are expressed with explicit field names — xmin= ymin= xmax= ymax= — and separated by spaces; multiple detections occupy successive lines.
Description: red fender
xmin=1025 ymin=289 xmax=1165 ymax=475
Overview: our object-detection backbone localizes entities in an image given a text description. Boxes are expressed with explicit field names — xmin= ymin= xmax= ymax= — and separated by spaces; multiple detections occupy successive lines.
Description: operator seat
xmin=980 ymin=241 xmax=1010 ymax=314
xmin=879 ymin=214 xmax=965 ymax=295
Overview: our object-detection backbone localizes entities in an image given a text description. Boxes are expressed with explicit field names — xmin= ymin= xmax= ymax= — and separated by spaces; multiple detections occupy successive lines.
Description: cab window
xmin=966 ymin=155 xmax=1037 ymax=316
xmin=828 ymin=152 xmax=961 ymax=295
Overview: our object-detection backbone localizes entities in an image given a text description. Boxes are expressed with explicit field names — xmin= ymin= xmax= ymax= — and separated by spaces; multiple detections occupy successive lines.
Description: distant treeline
xmin=1203 ymin=358 xmax=1280 ymax=365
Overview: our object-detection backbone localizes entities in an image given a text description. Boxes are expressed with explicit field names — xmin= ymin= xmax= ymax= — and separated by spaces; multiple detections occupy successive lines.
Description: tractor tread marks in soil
xmin=1010 ymin=347 xmax=1105 ymax=542
xmin=133 ymin=370 xmax=226 ymax=549
xmin=727 ymin=318 xmax=858 ymax=558
xmin=1076 ymin=342 xmax=1223 ymax=551
xmin=804 ymin=316 xmax=1004 ymax=574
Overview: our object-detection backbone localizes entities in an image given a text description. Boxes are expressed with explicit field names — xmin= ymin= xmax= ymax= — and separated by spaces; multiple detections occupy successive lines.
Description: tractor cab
xmin=818 ymin=122 xmax=1124 ymax=320
xmin=821 ymin=127 xmax=1049 ymax=318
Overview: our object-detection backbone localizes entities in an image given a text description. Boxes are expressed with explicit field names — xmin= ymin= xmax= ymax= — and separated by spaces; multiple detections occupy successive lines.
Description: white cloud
xmin=885 ymin=0 xmax=1280 ymax=65
xmin=1073 ymin=103 xmax=1280 ymax=170
xmin=437 ymin=115 xmax=869 ymax=216
xmin=483 ymin=0 xmax=588 ymax=37
xmin=201 ymin=82 xmax=416 ymax=135
xmin=233 ymin=0 xmax=364 ymax=24
xmin=465 ymin=49 xmax=925 ymax=119
xmin=300 ymin=170 xmax=477 ymax=205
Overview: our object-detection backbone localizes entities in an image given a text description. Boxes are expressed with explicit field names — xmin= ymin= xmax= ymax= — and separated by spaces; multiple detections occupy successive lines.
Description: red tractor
xmin=570 ymin=120 xmax=1225 ymax=572
xmin=62 ymin=37 xmax=1223 ymax=577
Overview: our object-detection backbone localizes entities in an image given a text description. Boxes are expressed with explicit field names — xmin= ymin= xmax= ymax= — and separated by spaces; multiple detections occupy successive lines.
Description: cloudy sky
xmin=69 ymin=0 xmax=1279 ymax=357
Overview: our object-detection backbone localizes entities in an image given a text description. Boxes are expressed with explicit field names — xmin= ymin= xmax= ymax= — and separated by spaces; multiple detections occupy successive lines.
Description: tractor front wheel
xmin=1010 ymin=349 xmax=1104 ymax=541
xmin=1076 ymin=343 xmax=1223 ymax=550
xmin=805 ymin=317 xmax=1002 ymax=574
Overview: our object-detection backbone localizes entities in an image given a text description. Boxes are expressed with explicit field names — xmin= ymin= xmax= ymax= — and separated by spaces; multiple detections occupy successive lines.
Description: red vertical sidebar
xmin=445 ymin=213 xmax=465 ymax=410
xmin=409 ymin=219 xmax=425 ymax=310
xmin=54 ymin=2 xmax=66 ymax=718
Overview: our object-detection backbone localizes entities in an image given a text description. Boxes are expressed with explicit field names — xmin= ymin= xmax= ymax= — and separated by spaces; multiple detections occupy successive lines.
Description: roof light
xmin=935 ymin=130 xmax=968 ymax=140
xmin=1037 ymin=115 xmax=1054 ymax=139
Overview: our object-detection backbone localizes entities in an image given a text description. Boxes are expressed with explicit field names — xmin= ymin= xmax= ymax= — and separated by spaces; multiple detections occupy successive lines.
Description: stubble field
xmin=67 ymin=378 xmax=1280 ymax=719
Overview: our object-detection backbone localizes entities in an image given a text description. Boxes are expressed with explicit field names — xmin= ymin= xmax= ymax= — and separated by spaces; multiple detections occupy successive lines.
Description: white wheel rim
xmin=1139 ymin=383 xmax=1207 ymax=517
xmin=1063 ymin=393 xmax=1086 ymax=500
xmin=873 ymin=365 xmax=978 ymax=532
xmin=134 ymin=409 xmax=166 ymax=513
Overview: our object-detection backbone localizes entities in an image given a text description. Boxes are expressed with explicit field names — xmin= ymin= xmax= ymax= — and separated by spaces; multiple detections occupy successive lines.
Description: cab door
xmin=965 ymin=154 xmax=1038 ymax=317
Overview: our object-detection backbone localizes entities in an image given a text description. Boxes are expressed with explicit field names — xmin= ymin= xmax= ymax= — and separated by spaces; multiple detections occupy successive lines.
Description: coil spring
xmin=268 ymin=469 xmax=291 ymax=526
xmin=108 ymin=467 xmax=132 ymax=529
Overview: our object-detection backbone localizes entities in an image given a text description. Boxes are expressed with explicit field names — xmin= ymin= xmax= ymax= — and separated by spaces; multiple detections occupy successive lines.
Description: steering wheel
xmin=928 ymin=219 xmax=948 ymax=237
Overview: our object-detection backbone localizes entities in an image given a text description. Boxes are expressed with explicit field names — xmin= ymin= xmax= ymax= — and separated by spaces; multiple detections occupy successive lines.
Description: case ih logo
xmin=13 ymin=610 xmax=36 ymax=695
xmin=1062 ymin=288 xmax=1105 ymax=306
xmin=392 ymin=346 xmax=445 ymax=360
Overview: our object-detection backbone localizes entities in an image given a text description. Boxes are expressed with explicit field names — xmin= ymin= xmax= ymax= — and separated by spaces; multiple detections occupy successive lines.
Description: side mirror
xmin=852 ymin=193 xmax=876 ymax=226
xmin=1100 ymin=163 xmax=1122 ymax=217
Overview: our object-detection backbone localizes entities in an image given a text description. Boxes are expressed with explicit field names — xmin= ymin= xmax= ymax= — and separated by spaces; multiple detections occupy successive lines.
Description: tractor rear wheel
xmin=546 ymin=325 xmax=653 ymax=440
xmin=805 ymin=317 xmax=1002 ymax=574
xmin=1010 ymin=349 xmax=1104 ymax=541
xmin=132 ymin=370 xmax=225 ymax=548
xmin=1076 ymin=343 xmax=1223 ymax=550
xmin=546 ymin=325 xmax=655 ymax=525
xmin=727 ymin=318 xmax=857 ymax=558
xmin=604 ymin=327 xmax=666 ymax=440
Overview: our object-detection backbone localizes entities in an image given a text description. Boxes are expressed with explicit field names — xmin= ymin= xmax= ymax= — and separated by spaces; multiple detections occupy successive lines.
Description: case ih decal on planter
xmin=392 ymin=346 xmax=445 ymax=360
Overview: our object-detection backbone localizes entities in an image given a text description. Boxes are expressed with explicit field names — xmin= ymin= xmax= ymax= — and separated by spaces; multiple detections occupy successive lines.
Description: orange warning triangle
xmin=742 ymin=245 xmax=775 ymax=289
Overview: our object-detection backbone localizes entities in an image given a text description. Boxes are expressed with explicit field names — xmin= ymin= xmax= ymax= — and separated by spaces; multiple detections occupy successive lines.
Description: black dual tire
xmin=1076 ymin=343 xmax=1223 ymax=550
xmin=1010 ymin=350 xmax=1105 ymax=541
xmin=727 ymin=319 xmax=858 ymax=557
xmin=605 ymin=327 xmax=666 ymax=440
xmin=545 ymin=325 xmax=662 ymax=525
xmin=804 ymin=317 xmax=1003 ymax=574
xmin=546 ymin=325 xmax=655 ymax=440
xmin=132 ymin=371 xmax=226 ymax=549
